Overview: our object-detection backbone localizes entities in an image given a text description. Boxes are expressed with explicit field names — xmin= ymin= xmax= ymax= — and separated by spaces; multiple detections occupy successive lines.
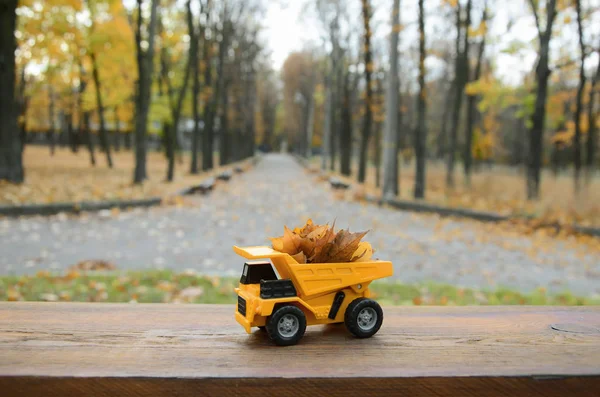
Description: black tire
xmin=344 ymin=298 xmax=383 ymax=338
xmin=266 ymin=305 xmax=307 ymax=346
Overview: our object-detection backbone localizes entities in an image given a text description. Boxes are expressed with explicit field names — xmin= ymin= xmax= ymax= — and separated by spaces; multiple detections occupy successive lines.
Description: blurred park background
xmin=0 ymin=0 xmax=599 ymax=305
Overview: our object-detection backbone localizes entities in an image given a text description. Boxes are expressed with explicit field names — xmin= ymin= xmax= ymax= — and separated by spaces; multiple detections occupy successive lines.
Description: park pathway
xmin=1 ymin=154 xmax=598 ymax=296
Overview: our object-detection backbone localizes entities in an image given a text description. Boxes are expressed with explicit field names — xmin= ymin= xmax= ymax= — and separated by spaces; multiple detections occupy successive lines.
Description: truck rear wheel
xmin=344 ymin=298 xmax=383 ymax=338
xmin=266 ymin=305 xmax=306 ymax=346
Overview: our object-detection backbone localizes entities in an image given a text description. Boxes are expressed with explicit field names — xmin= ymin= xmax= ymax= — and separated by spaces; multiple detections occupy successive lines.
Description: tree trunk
xmin=322 ymin=71 xmax=332 ymax=170
xmin=446 ymin=0 xmax=471 ymax=188
xmin=133 ymin=0 xmax=159 ymax=183
xmin=66 ymin=112 xmax=75 ymax=153
xmin=17 ymin=67 xmax=29 ymax=154
xmin=374 ymin=76 xmax=383 ymax=188
xmin=202 ymin=0 xmax=216 ymax=171
xmin=125 ymin=130 xmax=132 ymax=150
xmin=329 ymin=75 xmax=338 ymax=171
xmin=113 ymin=106 xmax=120 ymax=152
xmin=78 ymin=62 xmax=95 ymax=165
xmin=340 ymin=69 xmax=352 ymax=176
xmin=330 ymin=24 xmax=342 ymax=172
xmin=165 ymin=123 xmax=175 ymax=182
xmin=67 ymin=85 xmax=78 ymax=153
xmin=83 ymin=111 xmax=96 ymax=166
xmin=216 ymin=11 xmax=232 ymax=167
xmin=464 ymin=5 xmax=487 ymax=186
xmin=437 ymin=80 xmax=453 ymax=159
xmin=244 ymin=68 xmax=257 ymax=159
xmin=526 ymin=0 xmax=557 ymax=200
xmin=0 ymin=0 xmax=23 ymax=183
xmin=90 ymin=52 xmax=113 ymax=168
xmin=586 ymin=39 xmax=600 ymax=178
xmin=219 ymin=79 xmax=231 ymax=166
xmin=48 ymin=86 xmax=56 ymax=156
xmin=382 ymin=0 xmax=401 ymax=200
xmin=162 ymin=0 xmax=193 ymax=182
xmin=189 ymin=0 xmax=201 ymax=174
xmin=573 ymin=0 xmax=584 ymax=192
xmin=232 ymin=69 xmax=244 ymax=162
xmin=552 ymin=102 xmax=568 ymax=176
xmin=190 ymin=54 xmax=200 ymax=173
xmin=413 ymin=0 xmax=427 ymax=199
xmin=511 ymin=113 xmax=526 ymax=166
xmin=358 ymin=0 xmax=373 ymax=184
xmin=304 ymin=85 xmax=315 ymax=159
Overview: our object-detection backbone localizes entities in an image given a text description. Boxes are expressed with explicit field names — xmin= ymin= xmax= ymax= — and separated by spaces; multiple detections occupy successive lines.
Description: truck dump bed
xmin=233 ymin=246 xmax=393 ymax=299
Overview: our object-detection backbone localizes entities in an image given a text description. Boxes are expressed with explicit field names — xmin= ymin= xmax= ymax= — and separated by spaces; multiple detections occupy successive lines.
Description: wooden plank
xmin=1 ymin=303 xmax=599 ymax=396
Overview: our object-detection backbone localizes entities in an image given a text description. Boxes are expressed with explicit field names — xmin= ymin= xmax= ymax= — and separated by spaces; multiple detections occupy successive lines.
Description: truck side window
xmin=240 ymin=262 xmax=278 ymax=284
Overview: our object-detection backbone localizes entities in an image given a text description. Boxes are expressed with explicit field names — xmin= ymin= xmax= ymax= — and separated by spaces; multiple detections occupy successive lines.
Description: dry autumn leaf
xmin=313 ymin=229 xmax=369 ymax=263
xmin=270 ymin=219 xmax=373 ymax=264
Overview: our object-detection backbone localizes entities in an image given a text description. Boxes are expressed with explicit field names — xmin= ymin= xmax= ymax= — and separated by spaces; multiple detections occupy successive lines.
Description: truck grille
xmin=260 ymin=279 xmax=297 ymax=299
xmin=237 ymin=296 xmax=246 ymax=316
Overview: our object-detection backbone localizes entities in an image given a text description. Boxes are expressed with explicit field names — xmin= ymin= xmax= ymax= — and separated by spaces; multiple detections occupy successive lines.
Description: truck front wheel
xmin=266 ymin=305 xmax=307 ymax=346
xmin=344 ymin=298 xmax=383 ymax=338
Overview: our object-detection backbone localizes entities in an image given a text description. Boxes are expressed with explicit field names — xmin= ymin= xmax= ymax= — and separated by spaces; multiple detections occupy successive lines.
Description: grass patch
xmin=1 ymin=270 xmax=598 ymax=305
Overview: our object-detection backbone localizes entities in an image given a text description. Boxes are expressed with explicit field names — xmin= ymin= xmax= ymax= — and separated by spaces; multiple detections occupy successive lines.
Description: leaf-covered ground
xmin=0 ymin=146 xmax=245 ymax=205
xmin=2 ymin=270 xmax=598 ymax=305
xmin=311 ymin=157 xmax=600 ymax=228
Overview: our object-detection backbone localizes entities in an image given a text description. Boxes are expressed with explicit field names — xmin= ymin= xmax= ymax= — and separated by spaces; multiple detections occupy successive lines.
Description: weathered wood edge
xmin=2 ymin=304 xmax=599 ymax=377
xmin=2 ymin=375 xmax=599 ymax=397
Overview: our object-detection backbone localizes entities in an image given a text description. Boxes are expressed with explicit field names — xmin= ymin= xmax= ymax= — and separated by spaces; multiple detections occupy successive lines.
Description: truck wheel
xmin=266 ymin=305 xmax=306 ymax=346
xmin=344 ymin=298 xmax=383 ymax=338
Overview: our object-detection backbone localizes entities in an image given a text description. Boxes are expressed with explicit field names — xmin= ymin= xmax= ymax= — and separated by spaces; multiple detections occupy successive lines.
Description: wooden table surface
xmin=1 ymin=303 xmax=599 ymax=396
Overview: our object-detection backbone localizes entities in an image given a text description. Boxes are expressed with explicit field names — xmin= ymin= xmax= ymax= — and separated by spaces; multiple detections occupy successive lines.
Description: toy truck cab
xmin=233 ymin=245 xmax=393 ymax=346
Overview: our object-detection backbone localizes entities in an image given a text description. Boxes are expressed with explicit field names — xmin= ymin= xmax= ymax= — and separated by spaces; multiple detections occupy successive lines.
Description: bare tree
xmin=414 ymin=0 xmax=427 ymax=199
xmin=217 ymin=4 xmax=233 ymax=166
xmin=463 ymin=3 xmax=488 ymax=185
xmin=374 ymin=72 xmax=384 ymax=187
xmin=526 ymin=0 xmax=557 ymax=199
xmin=573 ymin=0 xmax=585 ymax=192
xmin=446 ymin=0 xmax=472 ymax=188
xmin=133 ymin=0 xmax=160 ymax=183
xmin=358 ymin=0 xmax=374 ymax=183
xmin=189 ymin=0 xmax=202 ymax=174
xmin=48 ymin=85 xmax=56 ymax=156
xmin=160 ymin=0 xmax=193 ymax=181
xmin=340 ymin=65 xmax=352 ymax=175
xmin=78 ymin=61 xmax=96 ymax=166
xmin=86 ymin=0 xmax=112 ymax=168
xmin=0 ymin=0 xmax=23 ymax=183
xmin=201 ymin=0 xmax=215 ymax=171
xmin=586 ymin=38 xmax=600 ymax=178
xmin=381 ymin=0 xmax=401 ymax=200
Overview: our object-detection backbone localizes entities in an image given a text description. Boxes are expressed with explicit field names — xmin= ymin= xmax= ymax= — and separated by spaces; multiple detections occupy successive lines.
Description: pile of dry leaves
xmin=270 ymin=219 xmax=374 ymax=264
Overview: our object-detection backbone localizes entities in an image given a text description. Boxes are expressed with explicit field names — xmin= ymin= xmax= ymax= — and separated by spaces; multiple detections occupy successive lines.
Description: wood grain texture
xmin=1 ymin=303 xmax=599 ymax=396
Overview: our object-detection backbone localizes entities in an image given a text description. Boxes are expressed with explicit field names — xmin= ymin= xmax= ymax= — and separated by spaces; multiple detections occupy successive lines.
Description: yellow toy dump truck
xmin=233 ymin=245 xmax=393 ymax=346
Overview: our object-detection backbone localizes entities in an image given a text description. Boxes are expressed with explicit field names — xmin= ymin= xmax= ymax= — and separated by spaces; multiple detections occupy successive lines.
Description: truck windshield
xmin=240 ymin=262 xmax=278 ymax=284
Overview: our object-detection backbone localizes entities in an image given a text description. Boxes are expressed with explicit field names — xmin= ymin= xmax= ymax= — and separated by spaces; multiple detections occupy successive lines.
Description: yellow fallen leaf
xmin=291 ymin=251 xmax=307 ymax=264
xmin=271 ymin=220 xmax=370 ymax=264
